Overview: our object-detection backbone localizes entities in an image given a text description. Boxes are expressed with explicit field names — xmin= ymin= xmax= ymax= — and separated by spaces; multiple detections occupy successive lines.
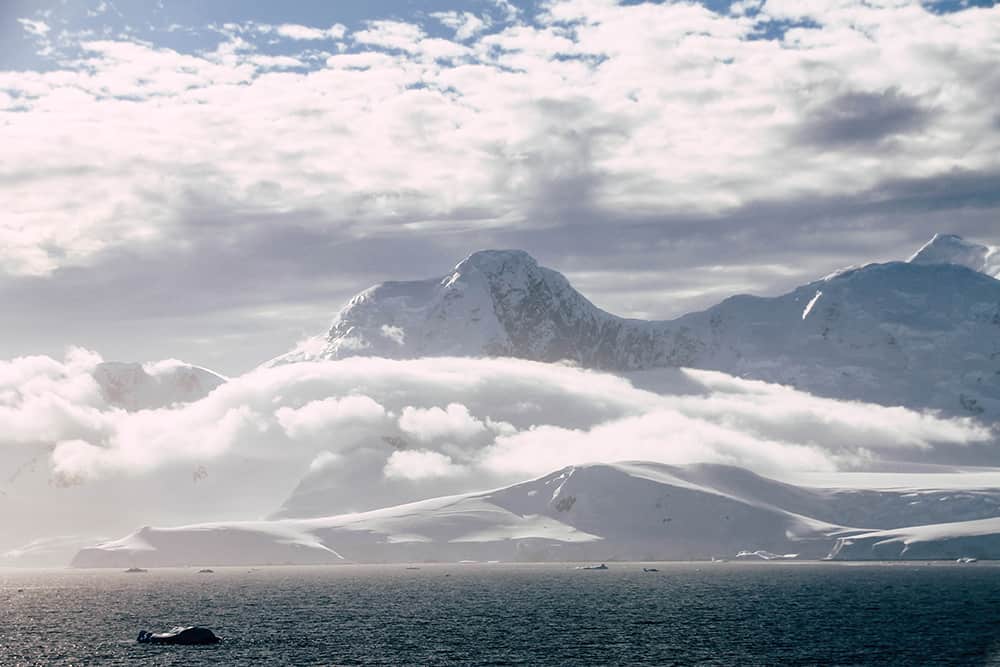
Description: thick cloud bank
xmin=3 ymin=351 xmax=993 ymax=481
xmin=0 ymin=350 xmax=994 ymax=552
xmin=4 ymin=0 xmax=999 ymax=279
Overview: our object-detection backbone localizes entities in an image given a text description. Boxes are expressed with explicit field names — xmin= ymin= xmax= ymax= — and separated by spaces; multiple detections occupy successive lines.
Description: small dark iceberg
xmin=642 ymin=567 xmax=659 ymax=572
xmin=137 ymin=626 xmax=221 ymax=645
xmin=198 ymin=568 xmax=214 ymax=573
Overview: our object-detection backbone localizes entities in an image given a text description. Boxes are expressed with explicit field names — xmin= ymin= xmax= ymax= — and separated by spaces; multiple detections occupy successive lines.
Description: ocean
xmin=3 ymin=562 xmax=1000 ymax=666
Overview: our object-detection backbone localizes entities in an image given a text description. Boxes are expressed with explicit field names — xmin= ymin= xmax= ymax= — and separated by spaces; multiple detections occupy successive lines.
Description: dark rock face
xmin=137 ymin=626 xmax=220 ymax=645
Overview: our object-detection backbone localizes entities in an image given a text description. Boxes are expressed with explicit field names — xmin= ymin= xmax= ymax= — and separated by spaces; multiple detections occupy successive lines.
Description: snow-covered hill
xmin=93 ymin=360 xmax=226 ymax=411
xmin=828 ymin=517 xmax=1000 ymax=561
xmin=71 ymin=462 xmax=1000 ymax=567
xmin=265 ymin=236 xmax=1000 ymax=418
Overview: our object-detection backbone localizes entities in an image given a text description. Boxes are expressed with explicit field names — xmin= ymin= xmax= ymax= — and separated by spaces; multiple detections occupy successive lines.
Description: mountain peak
xmin=265 ymin=243 xmax=1000 ymax=418
xmin=451 ymin=249 xmax=539 ymax=278
xmin=908 ymin=233 xmax=997 ymax=276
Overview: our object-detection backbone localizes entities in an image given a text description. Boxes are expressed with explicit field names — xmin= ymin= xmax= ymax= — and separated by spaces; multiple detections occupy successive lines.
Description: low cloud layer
xmin=0 ymin=350 xmax=993 ymax=551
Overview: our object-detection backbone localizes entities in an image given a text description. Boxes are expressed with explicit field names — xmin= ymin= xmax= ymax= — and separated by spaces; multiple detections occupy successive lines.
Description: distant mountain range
xmin=266 ymin=234 xmax=1000 ymax=419
xmin=71 ymin=461 xmax=1000 ymax=566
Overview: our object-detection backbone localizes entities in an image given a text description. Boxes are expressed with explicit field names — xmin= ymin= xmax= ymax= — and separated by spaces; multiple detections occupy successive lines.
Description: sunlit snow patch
xmin=801 ymin=290 xmax=823 ymax=320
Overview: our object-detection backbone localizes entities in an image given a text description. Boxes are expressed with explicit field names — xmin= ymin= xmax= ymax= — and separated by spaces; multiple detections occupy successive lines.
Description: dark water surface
xmin=3 ymin=562 xmax=1000 ymax=666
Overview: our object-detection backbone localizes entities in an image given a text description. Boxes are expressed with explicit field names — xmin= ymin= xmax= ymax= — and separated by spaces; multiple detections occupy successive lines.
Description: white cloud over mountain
xmin=3 ymin=351 xmax=990 ymax=485
xmin=399 ymin=403 xmax=488 ymax=443
xmin=276 ymin=395 xmax=388 ymax=441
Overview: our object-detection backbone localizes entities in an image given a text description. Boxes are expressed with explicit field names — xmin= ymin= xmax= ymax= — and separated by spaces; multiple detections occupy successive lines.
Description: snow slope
xmin=93 ymin=360 xmax=226 ymax=411
xmin=265 ymin=236 xmax=1000 ymax=418
xmin=909 ymin=233 xmax=1000 ymax=278
xmin=829 ymin=517 xmax=1000 ymax=560
xmin=71 ymin=462 xmax=1000 ymax=567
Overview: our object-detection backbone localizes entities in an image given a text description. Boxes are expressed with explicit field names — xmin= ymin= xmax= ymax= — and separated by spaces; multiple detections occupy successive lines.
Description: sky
xmin=2 ymin=0 xmax=999 ymax=375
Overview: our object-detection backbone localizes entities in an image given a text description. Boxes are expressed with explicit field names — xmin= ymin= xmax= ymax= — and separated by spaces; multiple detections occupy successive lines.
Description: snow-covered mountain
xmin=71 ymin=461 xmax=1000 ymax=566
xmin=93 ymin=360 xmax=226 ymax=411
xmin=271 ymin=440 xmax=481 ymax=520
xmin=266 ymin=236 xmax=1000 ymax=418
xmin=909 ymin=233 xmax=1000 ymax=277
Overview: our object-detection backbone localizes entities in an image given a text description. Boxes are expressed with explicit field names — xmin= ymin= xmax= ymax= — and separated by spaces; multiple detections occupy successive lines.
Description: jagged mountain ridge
xmin=268 ymin=236 xmax=1000 ymax=418
xmin=71 ymin=461 xmax=1000 ymax=567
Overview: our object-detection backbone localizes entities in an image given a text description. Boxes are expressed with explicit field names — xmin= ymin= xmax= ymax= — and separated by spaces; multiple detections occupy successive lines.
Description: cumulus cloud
xmin=398 ymin=403 xmax=486 ymax=443
xmin=384 ymin=449 xmax=466 ymax=480
xmin=492 ymin=0 xmax=521 ymax=22
xmin=276 ymin=395 xmax=388 ymax=440
xmin=353 ymin=20 xmax=426 ymax=52
xmin=0 ymin=348 xmax=109 ymax=445
xmin=267 ymin=23 xmax=346 ymax=41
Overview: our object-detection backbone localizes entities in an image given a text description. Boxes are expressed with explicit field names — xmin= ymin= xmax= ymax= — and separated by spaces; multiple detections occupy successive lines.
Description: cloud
xmin=308 ymin=450 xmax=341 ymax=472
xmin=0 ymin=348 xmax=109 ymax=446
xmin=2 ymin=355 xmax=991 ymax=484
xmin=276 ymin=395 xmax=388 ymax=440
xmin=380 ymin=324 xmax=405 ymax=346
xmin=795 ymin=89 xmax=932 ymax=147
xmin=481 ymin=368 xmax=995 ymax=479
xmin=17 ymin=18 xmax=51 ymax=37
xmin=353 ymin=20 xmax=425 ymax=52
xmin=0 ymin=351 xmax=992 ymax=500
xmin=269 ymin=23 xmax=347 ymax=41
xmin=432 ymin=11 xmax=489 ymax=41
xmin=384 ymin=449 xmax=466 ymax=480
xmin=398 ymin=403 xmax=486 ymax=443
